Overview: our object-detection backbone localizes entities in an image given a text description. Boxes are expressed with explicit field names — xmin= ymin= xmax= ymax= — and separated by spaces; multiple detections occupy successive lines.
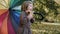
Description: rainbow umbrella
xmin=0 ymin=0 xmax=31 ymax=34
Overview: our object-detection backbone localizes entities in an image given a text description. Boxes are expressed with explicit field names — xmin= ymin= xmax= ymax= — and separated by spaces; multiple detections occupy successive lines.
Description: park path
xmin=41 ymin=22 xmax=60 ymax=25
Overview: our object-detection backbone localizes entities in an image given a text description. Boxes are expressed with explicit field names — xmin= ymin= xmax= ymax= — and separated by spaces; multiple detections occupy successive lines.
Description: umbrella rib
xmin=9 ymin=0 xmax=14 ymax=8
xmin=2 ymin=0 xmax=8 ymax=8
xmin=0 ymin=3 xmax=7 ymax=8
xmin=10 ymin=0 xmax=20 ymax=8
xmin=8 ymin=0 xmax=10 ymax=8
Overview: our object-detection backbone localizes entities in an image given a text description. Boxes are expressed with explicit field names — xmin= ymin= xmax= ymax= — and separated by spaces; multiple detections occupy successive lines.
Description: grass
xmin=31 ymin=22 xmax=60 ymax=34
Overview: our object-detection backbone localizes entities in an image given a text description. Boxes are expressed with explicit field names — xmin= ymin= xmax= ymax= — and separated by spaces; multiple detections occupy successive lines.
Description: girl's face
xmin=27 ymin=4 xmax=33 ymax=11
xmin=25 ymin=4 xmax=33 ymax=15
xmin=25 ymin=4 xmax=33 ymax=19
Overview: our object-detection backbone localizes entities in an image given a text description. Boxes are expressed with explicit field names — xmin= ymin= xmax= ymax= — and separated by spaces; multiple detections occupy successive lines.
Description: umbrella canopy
xmin=0 ymin=0 xmax=32 ymax=34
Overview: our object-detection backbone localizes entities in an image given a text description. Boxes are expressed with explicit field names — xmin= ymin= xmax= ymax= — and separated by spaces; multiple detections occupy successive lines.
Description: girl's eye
xmin=29 ymin=4 xmax=33 ymax=7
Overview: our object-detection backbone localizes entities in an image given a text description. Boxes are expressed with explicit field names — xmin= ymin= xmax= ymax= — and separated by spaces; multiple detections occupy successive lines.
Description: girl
xmin=18 ymin=1 xmax=34 ymax=34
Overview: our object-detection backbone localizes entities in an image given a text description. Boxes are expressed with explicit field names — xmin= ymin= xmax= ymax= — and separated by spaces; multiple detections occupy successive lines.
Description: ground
xmin=31 ymin=22 xmax=60 ymax=34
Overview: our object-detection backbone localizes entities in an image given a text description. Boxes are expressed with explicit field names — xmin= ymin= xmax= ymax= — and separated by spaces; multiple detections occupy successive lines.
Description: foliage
xmin=33 ymin=0 xmax=60 ymax=23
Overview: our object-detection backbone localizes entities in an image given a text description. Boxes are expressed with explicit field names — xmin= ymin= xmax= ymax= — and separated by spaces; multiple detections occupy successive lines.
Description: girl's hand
xmin=30 ymin=18 xmax=35 ymax=23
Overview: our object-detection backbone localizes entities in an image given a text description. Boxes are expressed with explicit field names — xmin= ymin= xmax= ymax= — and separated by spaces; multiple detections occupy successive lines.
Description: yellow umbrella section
xmin=0 ymin=0 xmax=9 ymax=34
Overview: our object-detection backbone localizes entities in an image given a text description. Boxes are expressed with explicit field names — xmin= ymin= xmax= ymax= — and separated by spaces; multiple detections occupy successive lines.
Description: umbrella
xmin=0 ymin=0 xmax=32 ymax=34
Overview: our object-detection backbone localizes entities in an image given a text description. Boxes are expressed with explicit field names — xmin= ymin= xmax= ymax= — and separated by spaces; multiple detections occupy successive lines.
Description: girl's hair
xmin=21 ymin=1 xmax=33 ymax=11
